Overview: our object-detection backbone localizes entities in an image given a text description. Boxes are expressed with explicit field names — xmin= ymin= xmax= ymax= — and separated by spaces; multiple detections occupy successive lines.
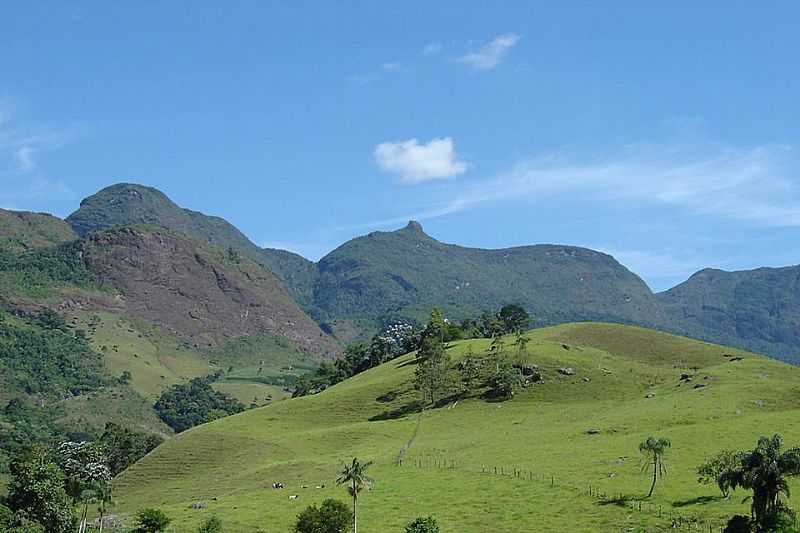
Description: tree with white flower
xmin=57 ymin=441 xmax=111 ymax=533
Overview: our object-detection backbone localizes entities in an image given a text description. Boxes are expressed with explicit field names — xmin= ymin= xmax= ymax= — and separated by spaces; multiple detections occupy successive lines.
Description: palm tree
xmin=95 ymin=482 xmax=113 ymax=533
xmin=727 ymin=434 xmax=800 ymax=529
xmin=639 ymin=436 xmax=671 ymax=498
xmin=336 ymin=458 xmax=373 ymax=533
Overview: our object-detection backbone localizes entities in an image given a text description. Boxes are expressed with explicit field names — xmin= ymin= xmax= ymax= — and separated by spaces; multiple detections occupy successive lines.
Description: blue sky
xmin=2 ymin=1 xmax=799 ymax=291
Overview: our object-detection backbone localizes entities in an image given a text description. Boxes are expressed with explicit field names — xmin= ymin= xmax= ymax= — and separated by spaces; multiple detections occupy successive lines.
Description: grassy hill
xmin=113 ymin=323 xmax=800 ymax=532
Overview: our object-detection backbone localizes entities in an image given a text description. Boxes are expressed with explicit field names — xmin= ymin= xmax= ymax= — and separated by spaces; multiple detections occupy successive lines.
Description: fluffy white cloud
xmin=374 ymin=137 xmax=469 ymax=184
xmin=458 ymin=33 xmax=519 ymax=71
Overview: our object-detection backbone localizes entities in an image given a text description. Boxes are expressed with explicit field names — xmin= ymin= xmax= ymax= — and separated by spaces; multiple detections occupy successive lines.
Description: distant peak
xmin=404 ymin=220 xmax=424 ymax=232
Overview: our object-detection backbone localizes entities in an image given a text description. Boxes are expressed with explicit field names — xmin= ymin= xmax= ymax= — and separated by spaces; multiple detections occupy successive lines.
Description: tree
xmin=6 ymin=446 xmax=75 ymax=533
xmin=57 ymin=441 xmax=111 ymax=533
xmin=414 ymin=340 xmax=451 ymax=406
xmin=294 ymin=499 xmax=351 ymax=533
xmin=198 ymin=515 xmax=224 ymax=533
xmin=498 ymin=304 xmax=530 ymax=333
xmin=0 ymin=503 xmax=45 ymax=533
xmin=697 ymin=450 xmax=740 ymax=498
xmin=132 ymin=508 xmax=171 ymax=533
xmin=639 ymin=436 xmax=671 ymax=498
xmin=336 ymin=458 xmax=373 ymax=533
xmin=99 ymin=422 xmax=163 ymax=476
xmin=725 ymin=434 xmax=800 ymax=530
xmin=457 ymin=347 xmax=482 ymax=394
xmin=514 ymin=330 xmax=530 ymax=364
xmin=487 ymin=360 xmax=519 ymax=400
xmin=405 ymin=516 xmax=440 ymax=533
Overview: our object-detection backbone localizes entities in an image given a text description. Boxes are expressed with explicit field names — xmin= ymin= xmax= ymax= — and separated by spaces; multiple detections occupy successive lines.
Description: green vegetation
xmin=132 ymin=508 xmax=171 ymax=533
xmin=111 ymin=322 xmax=800 ymax=532
xmin=5 ymin=446 xmax=75 ymax=533
xmin=714 ymin=435 xmax=800 ymax=531
xmin=99 ymin=422 xmax=163 ymax=476
xmin=336 ymin=458 xmax=373 ymax=533
xmin=295 ymin=499 xmax=350 ymax=533
xmin=197 ymin=515 xmax=224 ymax=533
xmin=0 ymin=240 xmax=95 ymax=298
xmin=405 ymin=516 xmax=440 ymax=533
xmin=0 ymin=309 xmax=106 ymax=400
xmin=0 ymin=209 xmax=77 ymax=253
xmin=639 ymin=436 xmax=671 ymax=498
xmin=153 ymin=374 xmax=245 ymax=432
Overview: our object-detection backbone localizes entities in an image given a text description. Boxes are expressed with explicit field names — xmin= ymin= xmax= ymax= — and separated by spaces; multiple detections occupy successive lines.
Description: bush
xmin=198 ymin=515 xmax=223 ymax=533
xmin=154 ymin=375 xmax=244 ymax=432
xmin=295 ymin=499 xmax=351 ymax=533
xmin=132 ymin=508 xmax=171 ymax=533
xmin=723 ymin=515 xmax=751 ymax=533
xmin=405 ymin=516 xmax=440 ymax=533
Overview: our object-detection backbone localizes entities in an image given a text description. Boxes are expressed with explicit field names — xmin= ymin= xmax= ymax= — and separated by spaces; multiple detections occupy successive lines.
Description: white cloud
xmin=14 ymin=146 xmax=36 ymax=171
xmin=374 ymin=137 xmax=469 ymax=184
xmin=422 ymin=42 xmax=443 ymax=56
xmin=457 ymin=33 xmax=520 ymax=71
xmin=361 ymin=142 xmax=800 ymax=229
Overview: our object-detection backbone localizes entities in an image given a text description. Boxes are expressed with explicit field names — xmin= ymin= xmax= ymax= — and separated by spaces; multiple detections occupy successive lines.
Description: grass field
xmin=113 ymin=323 xmax=800 ymax=532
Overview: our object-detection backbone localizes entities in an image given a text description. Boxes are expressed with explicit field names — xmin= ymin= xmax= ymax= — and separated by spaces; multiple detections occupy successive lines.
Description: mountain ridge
xmin=48 ymin=182 xmax=800 ymax=361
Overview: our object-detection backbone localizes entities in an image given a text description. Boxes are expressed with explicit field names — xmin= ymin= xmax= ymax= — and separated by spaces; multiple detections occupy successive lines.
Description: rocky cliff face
xmin=82 ymin=226 xmax=339 ymax=357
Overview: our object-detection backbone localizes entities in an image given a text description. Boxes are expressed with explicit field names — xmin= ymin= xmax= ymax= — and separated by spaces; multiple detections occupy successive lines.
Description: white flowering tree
xmin=57 ymin=441 xmax=111 ymax=533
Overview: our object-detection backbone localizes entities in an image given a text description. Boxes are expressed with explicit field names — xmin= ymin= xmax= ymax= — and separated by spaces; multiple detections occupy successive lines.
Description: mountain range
xmin=0 ymin=182 xmax=797 ymax=364
xmin=56 ymin=183 xmax=800 ymax=362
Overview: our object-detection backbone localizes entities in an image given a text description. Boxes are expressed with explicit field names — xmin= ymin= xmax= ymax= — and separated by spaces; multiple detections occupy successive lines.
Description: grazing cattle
xmin=289 ymin=495 xmax=298 ymax=500
xmin=272 ymin=482 xmax=285 ymax=489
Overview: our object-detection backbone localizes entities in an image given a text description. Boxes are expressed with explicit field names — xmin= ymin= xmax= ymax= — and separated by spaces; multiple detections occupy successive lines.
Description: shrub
xmin=132 ymin=508 xmax=171 ymax=533
xmin=198 ymin=515 xmax=223 ymax=533
xmin=405 ymin=516 xmax=440 ymax=533
xmin=295 ymin=499 xmax=351 ymax=533
xmin=723 ymin=515 xmax=751 ymax=533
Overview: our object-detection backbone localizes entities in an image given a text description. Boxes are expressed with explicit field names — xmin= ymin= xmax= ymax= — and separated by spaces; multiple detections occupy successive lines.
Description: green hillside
xmin=0 ymin=209 xmax=78 ymax=252
xmin=658 ymin=266 xmax=800 ymax=362
xmin=113 ymin=323 xmax=800 ymax=532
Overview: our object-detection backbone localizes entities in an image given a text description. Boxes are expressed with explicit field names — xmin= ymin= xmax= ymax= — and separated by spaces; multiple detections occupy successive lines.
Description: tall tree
xmin=6 ymin=446 xmax=76 ymax=533
xmin=726 ymin=434 xmax=800 ymax=529
xmin=336 ymin=458 xmax=373 ymax=533
xmin=497 ymin=304 xmax=530 ymax=333
xmin=639 ymin=436 xmax=671 ymax=498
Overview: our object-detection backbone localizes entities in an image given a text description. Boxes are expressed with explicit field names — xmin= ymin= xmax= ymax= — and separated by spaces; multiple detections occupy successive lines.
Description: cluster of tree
xmin=638 ymin=433 xmax=800 ymax=531
xmin=0 ymin=310 xmax=110 ymax=473
xmin=294 ymin=304 xmax=531 ymax=399
xmin=0 ymin=309 xmax=106 ymax=398
xmin=293 ymin=322 xmax=416 ymax=397
xmin=696 ymin=434 xmax=800 ymax=532
xmin=414 ymin=309 xmax=534 ymax=406
xmin=98 ymin=422 xmax=163 ymax=476
xmin=0 ymin=241 xmax=94 ymax=296
xmin=153 ymin=373 xmax=245 ymax=432
xmin=0 ymin=443 xmax=107 ymax=533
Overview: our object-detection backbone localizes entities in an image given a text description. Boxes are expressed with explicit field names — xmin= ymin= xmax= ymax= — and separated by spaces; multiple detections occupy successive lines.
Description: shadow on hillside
xmin=369 ymin=399 xmax=425 ymax=421
xmin=395 ymin=358 xmax=419 ymax=369
xmin=597 ymin=495 xmax=633 ymax=507
xmin=672 ymin=495 xmax=722 ymax=508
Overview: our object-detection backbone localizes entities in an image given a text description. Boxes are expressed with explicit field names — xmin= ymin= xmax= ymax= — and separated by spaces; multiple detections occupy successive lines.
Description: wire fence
xmin=398 ymin=454 xmax=725 ymax=532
